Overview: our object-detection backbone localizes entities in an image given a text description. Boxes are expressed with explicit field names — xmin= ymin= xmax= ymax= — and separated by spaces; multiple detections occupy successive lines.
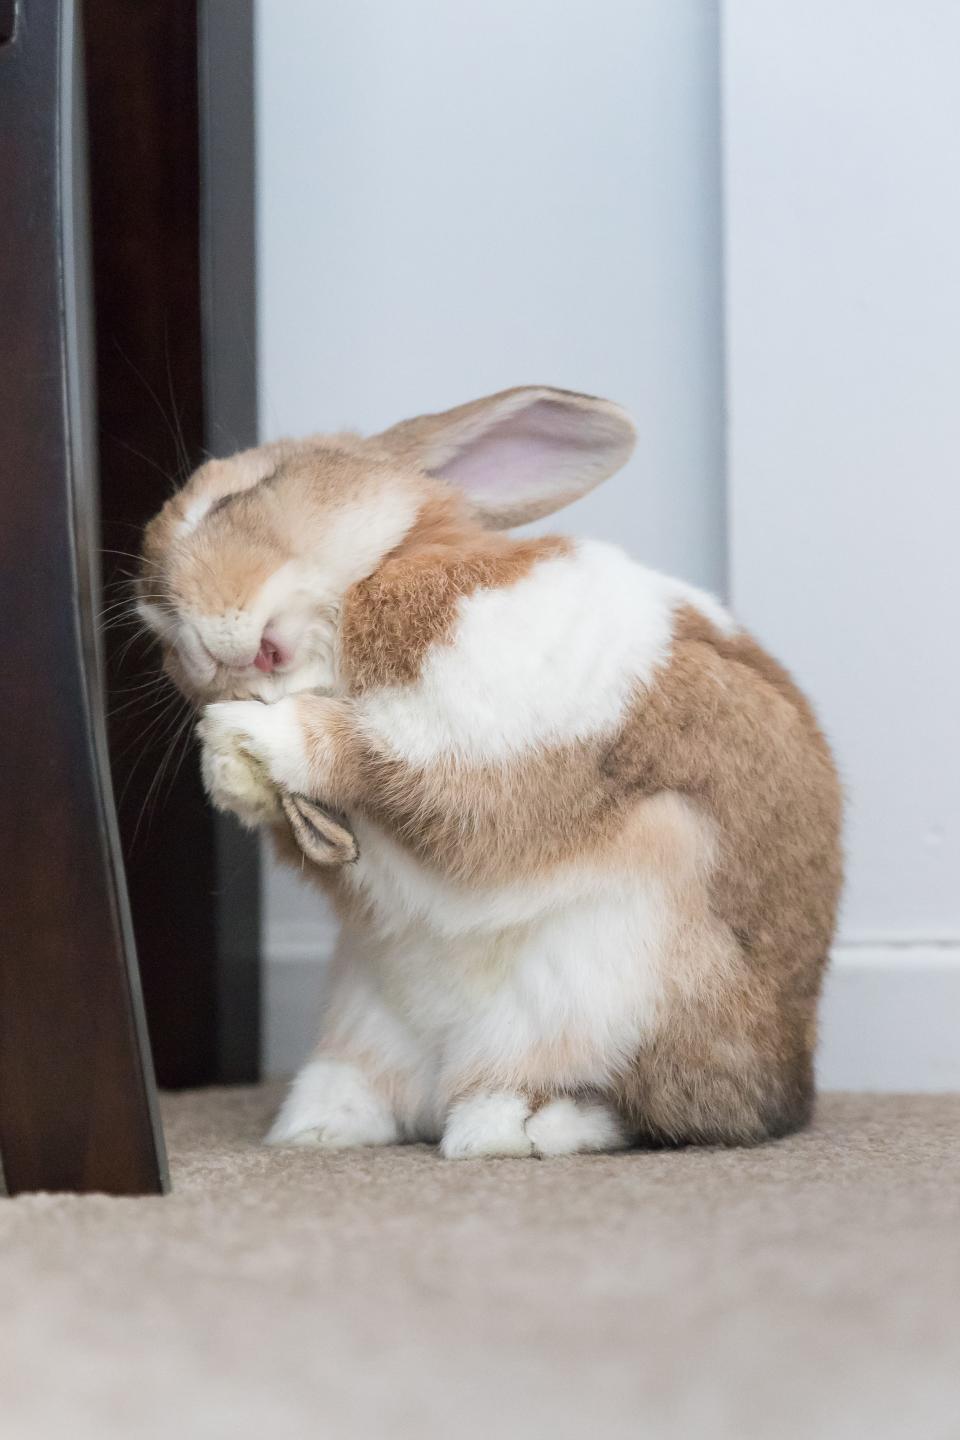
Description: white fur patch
xmin=321 ymin=486 xmax=421 ymax=601
xmin=344 ymin=815 xmax=630 ymax=936
xmin=178 ymin=493 xmax=214 ymax=535
xmin=135 ymin=600 xmax=176 ymax=640
xmin=266 ymin=1059 xmax=398 ymax=1148
xmin=338 ymin=816 xmax=671 ymax=1102
xmin=440 ymin=1093 xmax=533 ymax=1159
xmin=356 ymin=540 xmax=734 ymax=767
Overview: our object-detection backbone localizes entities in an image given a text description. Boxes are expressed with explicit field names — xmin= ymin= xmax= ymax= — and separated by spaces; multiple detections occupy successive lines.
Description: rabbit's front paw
xmin=197 ymin=699 xmax=301 ymax=827
xmin=266 ymin=1059 xmax=399 ymax=1149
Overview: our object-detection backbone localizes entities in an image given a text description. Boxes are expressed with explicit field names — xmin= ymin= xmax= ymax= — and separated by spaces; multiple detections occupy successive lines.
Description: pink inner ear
xmin=436 ymin=400 xmax=592 ymax=505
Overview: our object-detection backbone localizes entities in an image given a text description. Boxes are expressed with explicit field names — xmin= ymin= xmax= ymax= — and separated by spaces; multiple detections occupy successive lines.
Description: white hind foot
xmin=525 ymin=1097 xmax=628 ymax=1157
xmin=440 ymin=1092 xmax=628 ymax=1160
xmin=440 ymin=1093 xmax=534 ymax=1159
xmin=266 ymin=1059 xmax=399 ymax=1149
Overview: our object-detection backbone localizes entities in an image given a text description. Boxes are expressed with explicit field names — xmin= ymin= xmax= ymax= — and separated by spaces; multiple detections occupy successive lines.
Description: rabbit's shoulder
xmin=340 ymin=539 xmax=706 ymax=771
xmin=338 ymin=532 xmax=571 ymax=692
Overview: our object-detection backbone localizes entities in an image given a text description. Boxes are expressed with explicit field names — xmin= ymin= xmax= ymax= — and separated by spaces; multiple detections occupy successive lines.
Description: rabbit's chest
xmin=344 ymin=816 xmax=669 ymax=1083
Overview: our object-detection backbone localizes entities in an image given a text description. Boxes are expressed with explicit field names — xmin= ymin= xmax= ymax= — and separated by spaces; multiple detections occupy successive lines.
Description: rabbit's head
xmin=137 ymin=386 xmax=635 ymax=704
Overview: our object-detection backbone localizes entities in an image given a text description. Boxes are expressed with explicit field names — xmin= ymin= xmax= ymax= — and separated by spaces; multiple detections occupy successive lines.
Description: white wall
xmin=723 ymin=0 xmax=960 ymax=944
xmin=255 ymin=0 xmax=726 ymax=1059
xmin=722 ymin=1 xmax=960 ymax=1086
xmin=253 ymin=1 xmax=960 ymax=1085
xmin=257 ymin=0 xmax=725 ymax=588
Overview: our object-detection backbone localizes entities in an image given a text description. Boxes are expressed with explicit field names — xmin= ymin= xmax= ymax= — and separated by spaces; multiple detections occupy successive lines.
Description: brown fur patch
xmin=604 ymin=607 xmax=843 ymax=1143
xmin=338 ymin=497 xmax=571 ymax=690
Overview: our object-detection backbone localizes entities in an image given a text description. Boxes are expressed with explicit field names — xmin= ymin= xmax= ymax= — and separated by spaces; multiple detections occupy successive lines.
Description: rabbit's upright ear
xmin=375 ymin=386 xmax=636 ymax=529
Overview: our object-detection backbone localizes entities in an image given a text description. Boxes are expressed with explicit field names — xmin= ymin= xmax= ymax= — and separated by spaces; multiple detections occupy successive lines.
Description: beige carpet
xmin=2 ymin=1088 xmax=959 ymax=1440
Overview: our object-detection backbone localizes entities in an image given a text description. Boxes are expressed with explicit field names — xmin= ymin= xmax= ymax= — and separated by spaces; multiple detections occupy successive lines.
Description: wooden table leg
xmin=0 ymin=0 xmax=167 ymax=1195
xmin=84 ymin=0 xmax=262 ymax=1090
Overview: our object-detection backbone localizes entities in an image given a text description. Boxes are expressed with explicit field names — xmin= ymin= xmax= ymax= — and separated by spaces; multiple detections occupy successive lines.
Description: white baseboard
xmin=817 ymin=944 xmax=960 ymax=1091
xmin=262 ymin=935 xmax=960 ymax=1091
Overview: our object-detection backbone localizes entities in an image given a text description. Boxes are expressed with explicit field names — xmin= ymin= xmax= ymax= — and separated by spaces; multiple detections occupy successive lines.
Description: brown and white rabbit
xmin=138 ymin=386 xmax=843 ymax=1157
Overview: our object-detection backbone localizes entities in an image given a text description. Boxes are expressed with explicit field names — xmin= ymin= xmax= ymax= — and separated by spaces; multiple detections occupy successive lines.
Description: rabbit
xmin=137 ymin=386 xmax=843 ymax=1158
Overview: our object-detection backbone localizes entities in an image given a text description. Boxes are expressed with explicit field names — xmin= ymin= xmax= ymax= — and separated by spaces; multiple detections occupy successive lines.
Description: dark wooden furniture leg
xmin=83 ymin=0 xmax=262 ymax=1088
xmin=0 ymin=0 xmax=167 ymax=1195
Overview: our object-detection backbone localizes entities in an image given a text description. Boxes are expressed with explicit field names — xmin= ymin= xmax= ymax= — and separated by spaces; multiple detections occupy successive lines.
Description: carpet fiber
xmin=3 ymin=1087 xmax=959 ymax=1439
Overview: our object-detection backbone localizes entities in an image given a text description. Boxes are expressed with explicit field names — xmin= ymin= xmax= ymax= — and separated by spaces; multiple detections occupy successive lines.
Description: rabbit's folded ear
xmin=375 ymin=386 xmax=636 ymax=529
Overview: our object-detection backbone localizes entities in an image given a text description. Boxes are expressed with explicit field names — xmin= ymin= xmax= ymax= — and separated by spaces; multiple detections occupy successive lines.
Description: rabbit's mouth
xmin=253 ymin=630 xmax=291 ymax=674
